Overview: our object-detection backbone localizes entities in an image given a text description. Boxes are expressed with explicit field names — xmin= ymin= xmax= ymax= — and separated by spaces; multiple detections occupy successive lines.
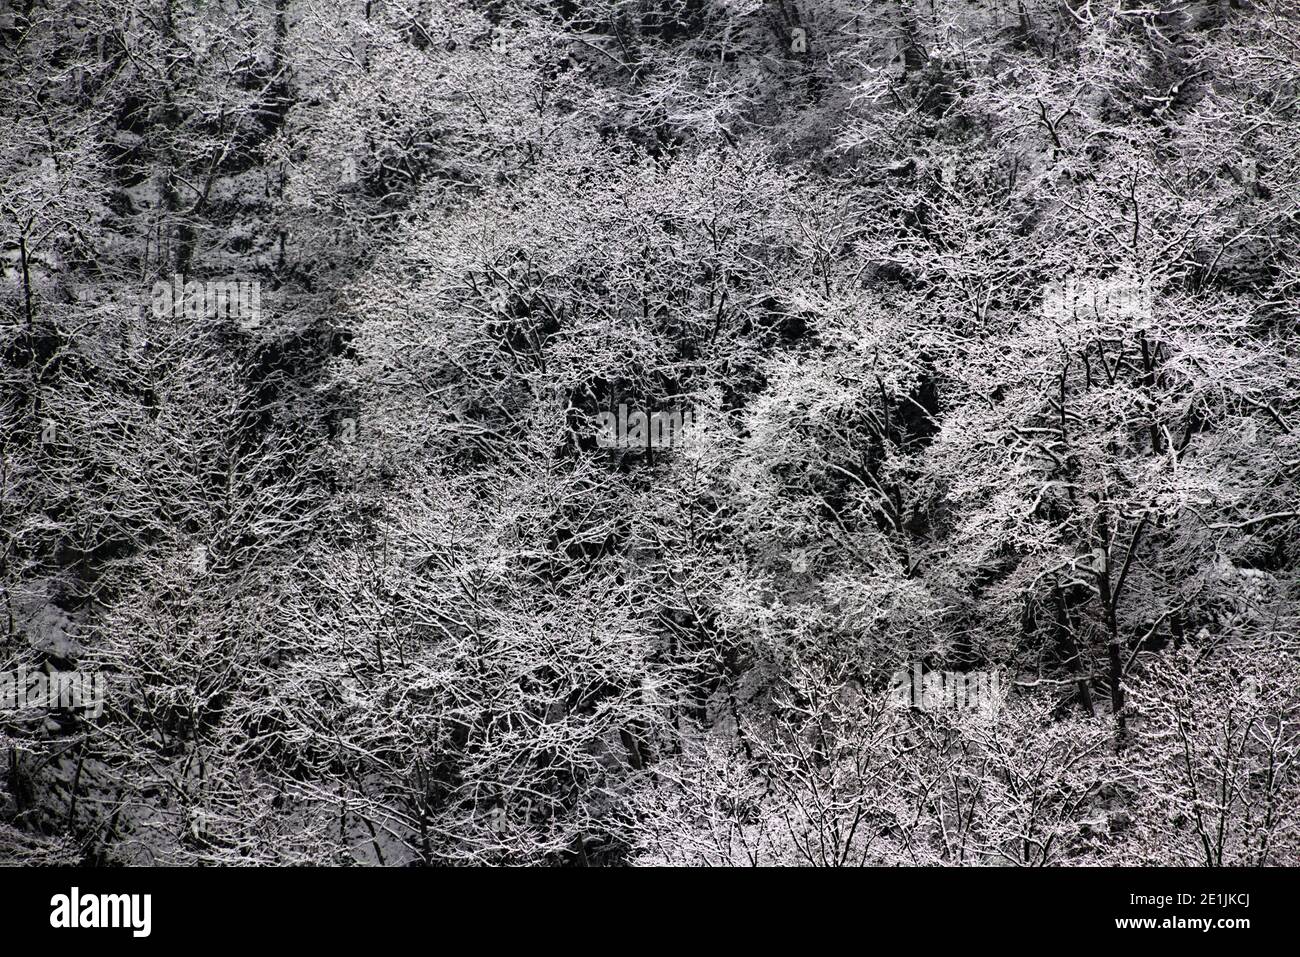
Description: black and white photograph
xmin=0 ymin=0 xmax=1294 ymax=934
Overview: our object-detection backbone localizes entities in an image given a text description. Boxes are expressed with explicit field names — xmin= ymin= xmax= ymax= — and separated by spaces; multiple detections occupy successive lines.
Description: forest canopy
xmin=1 ymin=0 xmax=1298 ymax=866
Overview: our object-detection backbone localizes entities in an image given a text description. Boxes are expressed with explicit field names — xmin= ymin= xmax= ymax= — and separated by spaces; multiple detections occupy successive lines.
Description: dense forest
xmin=1 ymin=0 xmax=1298 ymax=866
